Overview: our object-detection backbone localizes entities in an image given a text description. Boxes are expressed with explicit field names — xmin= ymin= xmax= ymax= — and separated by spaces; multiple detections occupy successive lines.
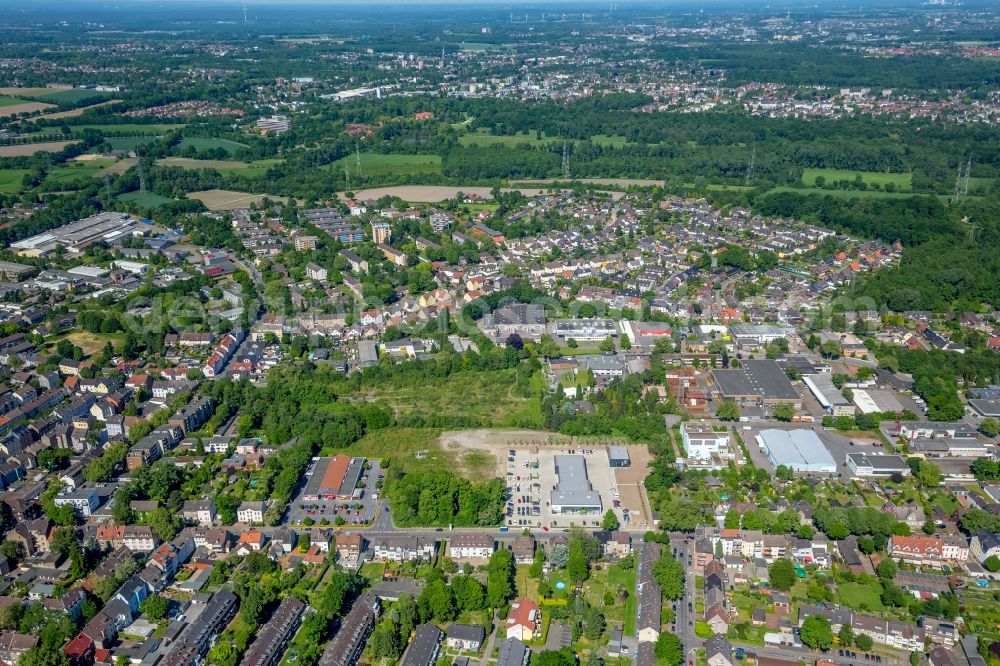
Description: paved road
xmin=671 ymin=536 xmax=698 ymax=664
xmin=479 ymin=610 xmax=501 ymax=666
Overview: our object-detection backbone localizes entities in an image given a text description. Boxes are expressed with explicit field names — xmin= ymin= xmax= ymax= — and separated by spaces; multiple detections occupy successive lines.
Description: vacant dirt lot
xmin=0 ymin=87 xmax=53 ymax=96
xmin=29 ymin=99 xmax=121 ymax=122
xmin=0 ymin=141 xmax=78 ymax=156
xmin=0 ymin=102 xmax=56 ymax=118
xmin=187 ymin=189 xmax=303 ymax=211
xmin=99 ymin=158 xmax=136 ymax=176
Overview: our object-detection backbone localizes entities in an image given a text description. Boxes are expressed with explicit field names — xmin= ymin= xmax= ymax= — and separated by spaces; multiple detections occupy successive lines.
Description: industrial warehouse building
xmin=301 ymin=455 xmax=366 ymax=501
xmin=852 ymin=389 xmax=904 ymax=414
xmin=550 ymin=454 xmax=602 ymax=514
xmin=711 ymin=360 xmax=802 ymax=408
xmin=553 ymin=319 xmax=617 ymax=341
xmin=755 ymin=429 xmax=837 ymax=475
xmin=803 ymin=374 xmax=855 ymax=416
xmin=11 ymin=212 xmax=144 ymax=257
xmin=846 ymin=453 xmax=911 ymax=478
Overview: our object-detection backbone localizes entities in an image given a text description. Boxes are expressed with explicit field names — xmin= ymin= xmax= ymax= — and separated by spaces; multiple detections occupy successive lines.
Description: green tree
xmin=486 ymin=549 xmax=515 ymax=607
xmin=567 ymin=538 xmax=590 ymax=583
xmin=877 ymin=558 xmax=897 ymax=581
xmin=19 ymin=647 xmax=71 ymax=666
xmin=855 ymin=634 xmax=874 ymax=651
xmin=602 ymin=510 xmax=620 ymax=531
xmin=768 ymin=558 xmax=796 ymax=591
xmin=800 ymin=615 xmax=834 ymax=650
xmin=654 ymin=632 xmax=684 ymax=666
xmin=980 ymin=418 xmax=1000 ymax=438
xmin=773 ymin=404 xmax=796 ymax=422
xmin=653 ymin=554 xmax=684 ymax=599
xmin=148 ymin=507 xmax=181 ymax=541
xmin=716 ymin=401 xmax=741 ymax=421
xmin=985 ymin=555 xmax=1000 ymax=572
xmin=140 ymin=595 xmax=169 ymax=620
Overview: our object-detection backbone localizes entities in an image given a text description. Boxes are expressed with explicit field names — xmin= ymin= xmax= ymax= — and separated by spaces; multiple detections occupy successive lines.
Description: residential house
xmin=505 ymin=598 xmax=541 ymax=641
xmin=446 ymin=624 xmax=486 ymax=652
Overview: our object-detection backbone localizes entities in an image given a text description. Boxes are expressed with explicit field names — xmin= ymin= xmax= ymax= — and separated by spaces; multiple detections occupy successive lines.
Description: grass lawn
xmin=156 ymin=157 xmax=282 ymax=177
xmin=35 ymin=89 xmax=113 ymax=104
xmin=0 ymin=168 xmax=29 ymax=193
xmin=0 ymin=96 xmax=30 ymax=107
xmin=61 ymin=331 xmax=123 ymax=357
xmin=838 ymin=581 xmax=884 ymax=611
xmin=178 ymin=137 xmax=248 ymax=154
xmin=76 ymin=123 xmax=185 ymax=134
xmin=326 ymin=152 xmax=442 ymax=177
xmin=801 ymin=168 xmax=913 ymax=190
xmin=348 ymin=369 xmax=543 ymax=430
xmin=766 ymin=185 xmax=954 ymax=201
xmin=929 ymin=491 xmax=960 ymax=515
xmin=590 ymin=134 xmax=630 ymax=147
xmin=459 ymin=130 xmax=562 ymax=148
xmin=105 ymin=136 xmax=162 ymax=150
xmin=577 ymin=564 xmax=638 ymax=635
xmin=118 ymin=191 xmax=175 ymax=207
xmin=44 ymin=159 xmax=117 ymax=186
xmin=336 ymin=428 xmax=441 ymax=458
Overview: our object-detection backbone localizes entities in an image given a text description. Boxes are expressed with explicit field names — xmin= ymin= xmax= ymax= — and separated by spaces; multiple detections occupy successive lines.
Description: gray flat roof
xmin=758 ymin=429 xmax=836 ymax=470
xmin=712 ymin=360 xmax=799 ymax=401
xmin=847 ymin=453 xmax=909 ymax=470
xmin=607 ymin=445 xmax=630 ymax=461
xmin=551 ymin=454 xmax=602 ymax=508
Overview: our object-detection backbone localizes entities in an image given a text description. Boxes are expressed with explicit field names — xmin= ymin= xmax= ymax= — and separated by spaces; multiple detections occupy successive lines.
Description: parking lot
xmin=502 ymin=446 xmax=641 ymax=530
xmin=740 ymin=422 xmax=886 ymax=478
xmin=288 ymin=459 xmax=382 ymax=526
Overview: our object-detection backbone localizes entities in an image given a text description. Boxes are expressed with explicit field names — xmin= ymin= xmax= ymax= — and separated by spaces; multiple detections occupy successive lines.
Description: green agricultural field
xmin=105 ymin=136 xmax=162 ymax=150
xmin=326 ymin=152 xmax=441 ymax=176
xmin=767 ymin=186 xmax=947 ymax=201
xmin=75 ymin=123 xmax=185 ymax=134
xmin=155 ymin=157 xmax=282 ymax=177
xmin=177 ymin=137 xmax=248 ymax=155
xmin=0 ymin=96 xmax=30 ymax=108
xmin=44 ymin=159 xmax=117 ymax=186
xmin=0 ymin=168 xmax=29 ymax=193
xmin=458 ymin=130 xmax=562 ymax=148
xmin=967 ymin=176 xmax=994 ymax=194
xmin=35 ymin=89 xmax=113 ymax=104
xmin=117 ymin=191 xmax=175 ymax=207
xmin=590 ymin=134 xmax=631 ymax=147
xmin=801 ymin=168 xmax=913 ymax=190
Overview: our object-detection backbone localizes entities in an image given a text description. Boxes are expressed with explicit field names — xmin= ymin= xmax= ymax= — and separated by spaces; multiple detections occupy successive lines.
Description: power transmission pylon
xmin=953 ymin=157 xmax=971 ymax=200
xmin=355 ymin=141 xmax=362 ymax=180
xmin=561 ymin=143 xmax=570 ymax=180
xmin=344 ymin=165 xmax=351 ymax=194
xmin=137 ymin=156 xmax=146 ymax=193
xmin=744 ymin=141 xmax=756 ymax=187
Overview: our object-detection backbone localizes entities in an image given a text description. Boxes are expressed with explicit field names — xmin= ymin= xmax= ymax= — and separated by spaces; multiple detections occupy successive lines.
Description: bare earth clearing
xmin=440 ymin=429 xmax=654 ymax=529
xmin=28 ymin=99 xmax=121 ymax=122
xmin=0 ymin=141 xmax=78 ymax=156
xmin=0 ymin=102 xmax=56 ymax=118
xmin=187 ymin=189 xmax=304 ymax=210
